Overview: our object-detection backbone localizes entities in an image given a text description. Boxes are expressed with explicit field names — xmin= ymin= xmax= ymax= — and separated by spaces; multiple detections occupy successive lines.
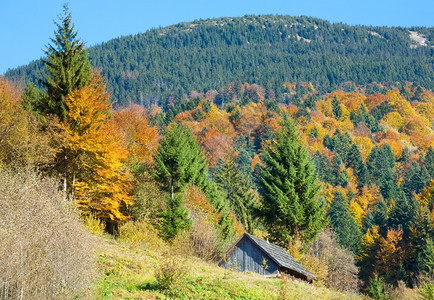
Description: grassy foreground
xmin=91 ymin=236 xmax=364 ymax=299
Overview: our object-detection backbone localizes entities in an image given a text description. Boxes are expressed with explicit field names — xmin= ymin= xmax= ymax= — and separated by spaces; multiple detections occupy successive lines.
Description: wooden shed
xmin=220 ymin=233 xmax=317 ymax=282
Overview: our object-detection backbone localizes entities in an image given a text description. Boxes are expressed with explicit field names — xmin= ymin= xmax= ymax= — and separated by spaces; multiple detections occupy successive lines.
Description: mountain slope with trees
xmin=2 ymin=7 xmax=433 ymax=299
xmin=5 ymin=15 xmax=433 ymax=106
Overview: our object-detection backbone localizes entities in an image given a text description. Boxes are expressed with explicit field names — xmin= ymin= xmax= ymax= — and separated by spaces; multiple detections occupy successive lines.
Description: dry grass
xmin=0 ymin=168 xmax=95 ymax=299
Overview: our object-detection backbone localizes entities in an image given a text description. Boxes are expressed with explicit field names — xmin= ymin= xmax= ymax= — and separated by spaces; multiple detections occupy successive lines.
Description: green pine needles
xmin=41 ymin=4 xmax=92 ymax=121
xmin=260 ymin=117 xmax=328 ymax=249
xmin=153 ymin=122 xmax=208 ymax=200
xmin=153 ymin=122 xmax=208 ymax=240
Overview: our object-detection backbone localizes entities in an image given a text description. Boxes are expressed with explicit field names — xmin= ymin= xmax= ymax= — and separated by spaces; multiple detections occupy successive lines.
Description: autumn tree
xmin=61 ymin=73 xmax=132 ymax=224
xmin=0 ymin=78 xmax=54 ymax=168
xmin=112 ymin=104 xmax=159 ymax=166
xmin=40 ymin=4 xmax=92 ymax=121
xmin=260 ymin=117 xmax=328 ymax=249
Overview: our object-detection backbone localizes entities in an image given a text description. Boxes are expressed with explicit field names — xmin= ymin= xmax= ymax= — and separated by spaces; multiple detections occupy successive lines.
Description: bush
xmin=154 ymin=255 xmax=188 ymax=291
xmin=389 ymin=281 xmax=420 ymax=300
xmin=298 ymin=253 xmax=328 ymax=287
xmin=0 ymin=168 xmax=94 ymax=299
xmin=307 ymin=230 xmax=360 ymax=293
xmin=189 ymin=213 xmax=224 ymax=260
xmin=82 ymin=213 xmax=106 ymax=235
xmin=118 ymin=219 xmax=165 ymax=251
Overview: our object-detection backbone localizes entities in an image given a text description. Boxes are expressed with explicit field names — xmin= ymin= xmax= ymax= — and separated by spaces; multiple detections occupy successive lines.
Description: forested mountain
xmin=2 ymin=7 xmax=434 ymax=297
xmin=5 ymin=15 xmax=434 ymax=107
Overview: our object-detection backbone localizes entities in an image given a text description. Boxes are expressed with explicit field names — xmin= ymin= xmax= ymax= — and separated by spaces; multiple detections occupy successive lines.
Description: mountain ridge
xmin=5 ymin=14 xmax=434 ymax=106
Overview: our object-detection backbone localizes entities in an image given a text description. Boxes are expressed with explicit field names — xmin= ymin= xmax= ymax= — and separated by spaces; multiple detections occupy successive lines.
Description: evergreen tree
xmin=411 ymin=207 xmax=434 ymax=279
xmin=159 ymin=194 xmax=191 ymax=240
xmin=40 ymin=4 xmax=92 ymax=121
xmin=214 ymin=156 xmax=258 ymax=233
xmin=153 ymin=122 xmax=208 ymax=201
xmin=368 ymin=145 xmax=399 ymax=200
xmin=372 ymin=198 xmax=389 ymax=236
xmin=424 ymin=146 xmax=434 ymax=179
xmin=332 ymin=96 xmax=342 ymax=119
xmin=21 ymin=82 xmax=43 ymax=117
xmin=153 ymin=123 xmax=208 ymax=239
xmin=260 ymin=117 xmax=328 ymax=248
xmin=388 ymin=191 xmax=417 ymax=238
xmin=403 ymin=161 xmax=430 ymax=199
xmin=347 ymin=143 xmax=369 ymax=189
xmin=329 ymin=191 xmax=361 ymax=253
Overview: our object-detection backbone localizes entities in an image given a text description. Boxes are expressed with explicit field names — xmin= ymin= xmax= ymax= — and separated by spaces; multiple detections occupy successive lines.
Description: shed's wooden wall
xmin=223 ymin=237 xmax=279 ymax=276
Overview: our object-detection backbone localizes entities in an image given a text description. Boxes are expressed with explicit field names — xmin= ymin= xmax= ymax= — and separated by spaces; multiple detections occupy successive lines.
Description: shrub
xmin=154 ymin=255 xmax=188 ymax=291
xmin=118 ymin=219 xmax=165 ymax=251
xmin=418 ymin=280 xmax=434 ymax=300
xmin=0 ymin=168 xmax=94 ymax=299
xmin=389 ymin=281 xmax=420 ymax=300
xmin=189 ymin=213 xmax=223 ymax=260
xmin=298 ymin=253 xmax=328 ymax=287
xmin=82 ymin=213 xmax=106 ymax=235
xmin=307 ymin=230 xmax=360 ymax=293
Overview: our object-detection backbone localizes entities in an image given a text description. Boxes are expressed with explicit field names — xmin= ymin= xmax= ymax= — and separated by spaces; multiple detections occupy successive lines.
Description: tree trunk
xmin=63 ymin=152 xmax=68 ymax=196
xmin=171 ymin=180 xmax=174 ymax=202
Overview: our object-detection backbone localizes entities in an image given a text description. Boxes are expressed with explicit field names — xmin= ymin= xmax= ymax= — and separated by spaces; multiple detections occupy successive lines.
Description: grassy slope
xmin=92 ymin=236 xmax=364 ymax=299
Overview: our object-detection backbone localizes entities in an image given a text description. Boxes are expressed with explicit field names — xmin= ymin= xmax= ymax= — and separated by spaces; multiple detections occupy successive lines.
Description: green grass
xmin=91 ymin=236 xmax=364 ymax=299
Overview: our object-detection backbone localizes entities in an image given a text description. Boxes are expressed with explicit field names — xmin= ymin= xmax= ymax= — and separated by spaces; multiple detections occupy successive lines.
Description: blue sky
xmin=1 ymin=0 xmax=433 ymax=74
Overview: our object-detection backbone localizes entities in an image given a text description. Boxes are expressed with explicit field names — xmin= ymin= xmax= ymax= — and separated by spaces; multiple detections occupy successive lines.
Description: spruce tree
xmin=153 ymin=123 xmax=208 ymax=239
xmin=332 ymin=96 xmax=342 ymax=119
xmin=425 ymin=146 xmax=434 ymax=179
xmin=329 ymin=191 xmax=361 ymax=253
xmin=153 ymin=122 xmax=208 ymax=200
xmin=41 ymin=4 xmax=92 ymax=121
xmin=214 ymin=155 xmax=258 ymax=233
xmin=372 ymin=198 xmax=389 ymax=236
xmin=260 ymin=117 xmax=328 ymax=248
xmin=388 ymin=191 xmax=417 ymax=238
xmin=346 ymin=143 xmax=369 ymax=189
xmin=159 ymin=194 xmax=191 ymax=240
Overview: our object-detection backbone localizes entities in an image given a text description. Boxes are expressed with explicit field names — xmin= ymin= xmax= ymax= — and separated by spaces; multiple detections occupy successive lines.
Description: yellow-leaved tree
xmin=61 ymin=73 xmax=132 ymax=223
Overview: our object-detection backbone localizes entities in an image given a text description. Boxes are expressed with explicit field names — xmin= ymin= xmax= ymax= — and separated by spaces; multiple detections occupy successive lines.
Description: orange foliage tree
xmin=112 ymin=104 xmax=159 ymax=166
xmin=61 ymin=73 xmax=132 ymax=223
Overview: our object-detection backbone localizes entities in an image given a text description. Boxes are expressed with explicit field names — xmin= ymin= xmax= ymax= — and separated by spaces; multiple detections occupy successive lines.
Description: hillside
xmin=5 ymin=15 xmax=434 ymax=106
xmin=93 ymin=235 xmax=364 ymax=299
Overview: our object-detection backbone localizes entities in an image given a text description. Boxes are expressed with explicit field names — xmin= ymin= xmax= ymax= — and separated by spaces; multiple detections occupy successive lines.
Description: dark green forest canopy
xmin=5 ymin=15 xmax=434 ymax=106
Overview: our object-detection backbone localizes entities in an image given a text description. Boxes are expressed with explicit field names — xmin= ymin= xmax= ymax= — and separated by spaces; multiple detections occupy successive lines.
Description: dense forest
xmin=5 ymin=15 xmax=434 ymax=107
xmin=1 ymin=7 xmax=433 ymax=300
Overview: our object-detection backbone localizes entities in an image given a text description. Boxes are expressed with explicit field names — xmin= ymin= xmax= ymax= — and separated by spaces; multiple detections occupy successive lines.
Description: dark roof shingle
xmin=245 ymin=233 xmax=317 ymax=280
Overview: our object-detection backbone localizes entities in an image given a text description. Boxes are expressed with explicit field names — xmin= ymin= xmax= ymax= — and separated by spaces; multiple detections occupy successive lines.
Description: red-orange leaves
xmin=113 ymin=104 xmax=159 ymax=165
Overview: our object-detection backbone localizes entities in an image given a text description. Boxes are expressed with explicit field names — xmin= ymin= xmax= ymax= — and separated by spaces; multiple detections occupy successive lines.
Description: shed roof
xmin=242 ymin=233 xmax=317 ymax=280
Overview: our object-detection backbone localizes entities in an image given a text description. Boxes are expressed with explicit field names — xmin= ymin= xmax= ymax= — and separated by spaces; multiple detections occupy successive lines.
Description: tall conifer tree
xmin=153 ymin=122 xmax=208 ymax=239
xmin=330 ymin=191 xmax=361 ymax=253
xmin=215 ymin=155 xmax=258 ymax=233
xmin=41 ymin=4 xmax=92 ymax=121
xmin=260 ymin=117 xmax=328 ymax=249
